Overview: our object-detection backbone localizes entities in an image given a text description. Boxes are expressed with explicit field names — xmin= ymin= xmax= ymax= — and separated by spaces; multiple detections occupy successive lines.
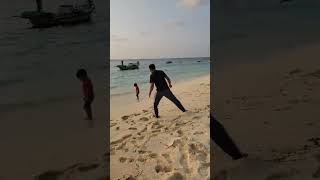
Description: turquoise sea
xmin=110 ymin=57 xmax=210 ymax=98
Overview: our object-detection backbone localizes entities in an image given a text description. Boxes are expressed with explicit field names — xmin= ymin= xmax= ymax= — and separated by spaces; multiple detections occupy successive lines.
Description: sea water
xmin=110 ymin=57 xmax=210 ymax=98
xmin=0 ymin=0 xmax=108 ymax=115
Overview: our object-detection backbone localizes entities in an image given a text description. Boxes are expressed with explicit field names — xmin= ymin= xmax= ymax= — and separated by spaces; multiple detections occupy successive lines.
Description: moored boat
xmin=18 ymin=0 xmax=95 ymax=28
xmin=116 ymin=61 xmax=139 ymax=70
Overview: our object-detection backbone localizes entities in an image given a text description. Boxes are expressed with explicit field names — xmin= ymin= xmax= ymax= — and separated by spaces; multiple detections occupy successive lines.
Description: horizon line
xmin=110 ymin=56 xmax=210 ymax=60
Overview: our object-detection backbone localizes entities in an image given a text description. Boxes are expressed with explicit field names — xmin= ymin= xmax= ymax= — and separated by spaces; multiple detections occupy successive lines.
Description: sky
xmin=111 ymin=0 xmax=210 ymax=59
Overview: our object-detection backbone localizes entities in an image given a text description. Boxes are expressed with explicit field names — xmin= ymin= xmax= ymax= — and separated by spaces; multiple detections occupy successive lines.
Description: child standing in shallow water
xmin=76 ymin=69 xmax=95 ymax=120
xmin=134 ymin=83 xmax=140 ymax=101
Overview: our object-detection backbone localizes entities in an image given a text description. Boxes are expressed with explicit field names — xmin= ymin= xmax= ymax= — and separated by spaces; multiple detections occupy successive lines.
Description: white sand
xmin=110 ymin=75 xmax=210 ymax=180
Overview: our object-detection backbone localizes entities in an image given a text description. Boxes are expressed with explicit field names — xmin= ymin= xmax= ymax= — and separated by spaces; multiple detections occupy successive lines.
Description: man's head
xmin=76 ymin=69 xmax=87 ymax=81
xmin=149 ymin=64 xmax=156 ymax=72
xmin=134 ymin=83 xmax=137 ymax=87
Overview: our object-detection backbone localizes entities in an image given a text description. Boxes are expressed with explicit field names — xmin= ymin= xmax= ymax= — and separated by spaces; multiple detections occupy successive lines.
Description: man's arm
xmin=164 ymin=74 xmax=172 ymax=88
xmin=149 ymin=83 xmax=154 ymax=98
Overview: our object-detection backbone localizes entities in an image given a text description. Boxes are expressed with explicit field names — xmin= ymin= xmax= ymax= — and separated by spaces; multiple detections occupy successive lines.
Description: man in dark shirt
xmin=148 ymin=64 xmax=186 ymax=118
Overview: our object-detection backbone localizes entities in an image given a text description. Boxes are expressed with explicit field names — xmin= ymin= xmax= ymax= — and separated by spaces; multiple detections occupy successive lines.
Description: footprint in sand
xmin=116 ymin=142 xmax=126 ymax=150
xmin=193 ymin=131 xmax=204 ymax=135
xmin=110 ymin=123 xmax=117 ymax=127
xmin=177 ymin=130 xmax=183 ymax=137
xmin=122 ymin=115 xmax=129 ymax=120
xmin=119 ymin=157 xmax=127 ymax=163
xmin=155 ymin=164 xmax=172 ymax=173
xmin=140 ymin=117 xmax=149 ymax=121
xmin=128 ymin=127 xmax=137 ymax=130
xmin=179 ymin=143 xmax=192 ymax=173
xmin=149 ymin=153 xmax=158 ymax=159
xmin=167 ymin=172 xmax=184 ymax=180
xmin=111 ymin=134 xmax=132 ymax=146
xmin=138 ymin=150 xmax=148 ymax=154
xmin=192 ymin=116 xmax=201 ymax=120
xmin=189 ymin=143 xmax=208 ymax=162
xmin=162 ymin=153 xmax=173 ymax=163
xmin=198 ymin=162 xmax=210 ymax=176
xmin=152 ymin=129 xmax=161 ymax=133
xmin=126 ymin=175 xmax=137 ymax=180
xmin=128 ymin=158 xmax=135 ymax=163
xmin=137 ymin=156 xmax=146 ymax=163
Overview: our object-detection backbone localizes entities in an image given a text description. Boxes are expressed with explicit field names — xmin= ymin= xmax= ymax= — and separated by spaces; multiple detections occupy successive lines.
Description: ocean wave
xmin=110 ymin=91 xmax=134 ymax=97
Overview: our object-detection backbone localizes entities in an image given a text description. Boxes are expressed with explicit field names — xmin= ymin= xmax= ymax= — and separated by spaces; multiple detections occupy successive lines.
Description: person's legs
xmin=153 ymin=92 xmax=163 ymax=118
xmin=83 ymin=99 xmax=93 ymax=120
xmin=211 ymin=115 xmax=246 ymax=160
xmin=163 ymin=90 xmax=186 ymax=112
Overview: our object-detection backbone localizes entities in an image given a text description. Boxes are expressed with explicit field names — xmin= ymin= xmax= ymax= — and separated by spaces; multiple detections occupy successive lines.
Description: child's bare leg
xmin=84 ymin=104 xmax=93 ymax=120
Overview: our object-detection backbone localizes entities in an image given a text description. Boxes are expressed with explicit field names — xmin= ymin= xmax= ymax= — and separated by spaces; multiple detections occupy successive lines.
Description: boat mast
xmin=36 ymin=0 xmax=43 ymax=12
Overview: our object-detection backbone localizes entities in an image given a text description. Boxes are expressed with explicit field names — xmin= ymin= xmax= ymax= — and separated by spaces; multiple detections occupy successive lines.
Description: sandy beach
xmin=110 ymin=75 xmax=210 ymax=180
xmin=213 ymin=42 xmax=320 ymax=179
xmin=0 ymin=96 xmax=108 ymax=180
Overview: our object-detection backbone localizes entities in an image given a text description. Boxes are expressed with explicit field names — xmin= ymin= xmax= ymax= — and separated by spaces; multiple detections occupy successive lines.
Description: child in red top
xmin=134 ymin=83 xmax=140 ymax=101
xmin=76 ymin=69 xmax=94 ymax=120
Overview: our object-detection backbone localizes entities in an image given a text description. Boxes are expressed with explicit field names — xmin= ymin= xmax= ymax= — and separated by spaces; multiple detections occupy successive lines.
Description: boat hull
xmin=116 ymin=65 xmax=139 ymax=70
xmin=26 ymin=12 xmax=92 ymax=28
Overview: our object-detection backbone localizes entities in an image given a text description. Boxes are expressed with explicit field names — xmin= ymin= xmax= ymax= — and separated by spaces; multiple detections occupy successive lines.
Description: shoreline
xmin=111 ymin=74 xmax=210 ymax=119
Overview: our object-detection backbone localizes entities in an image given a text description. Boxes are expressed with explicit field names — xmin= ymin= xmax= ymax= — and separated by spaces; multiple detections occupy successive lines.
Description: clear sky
xmin=111 ymin=0 xmax=210 ymax=59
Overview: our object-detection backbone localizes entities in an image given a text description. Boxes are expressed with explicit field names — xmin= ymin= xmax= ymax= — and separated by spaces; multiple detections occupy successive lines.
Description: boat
xmin=116 ymin=61 xmax=139 ymax=70
xmin=18 ymin=0 xmax=95 ymax=28
xmin=166 ymin=61 xmax=173 ymax=64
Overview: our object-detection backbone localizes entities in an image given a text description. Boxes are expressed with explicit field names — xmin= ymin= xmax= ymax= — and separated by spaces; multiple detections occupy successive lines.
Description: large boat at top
xmin=18 ymin=0 xmax=95 ymax=28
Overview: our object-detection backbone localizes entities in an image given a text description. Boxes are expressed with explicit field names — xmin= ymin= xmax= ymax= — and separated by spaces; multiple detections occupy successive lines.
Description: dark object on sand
xmin=211 ymin=115 xmax=248 ymax=160
xmin=116 ymin=61 xmax=139 ymax=70
xmin=166 ymin=61 xmax=173 ymax=64
xmin=18 ymin=0 xmax=95 ymax=28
